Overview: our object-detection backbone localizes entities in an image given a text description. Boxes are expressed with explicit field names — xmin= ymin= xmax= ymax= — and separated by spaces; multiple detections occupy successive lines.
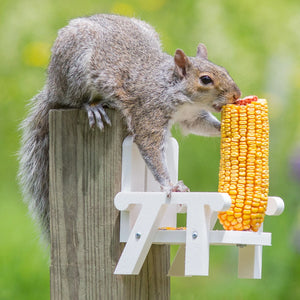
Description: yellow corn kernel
xmin=233 ymin=223 xmax=243 ymax=230
xmin=219 ymin=213 xmax=227 ymax=221
xmin=234 ymin=213 xmax=242 ymax=218
xmin=218 ymin=98 xmax=269 ymax=232
xmin=226 ymin=209 xmax=234 ymax=216
xmin=243 ymin=219 xmax=251 ymax=226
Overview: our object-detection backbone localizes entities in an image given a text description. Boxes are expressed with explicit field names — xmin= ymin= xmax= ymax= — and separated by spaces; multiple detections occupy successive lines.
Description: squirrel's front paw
xmin=162 ymin=180 xmax=190 ymax=197
xmin=84 ymin=103 xmax=111 ymax=130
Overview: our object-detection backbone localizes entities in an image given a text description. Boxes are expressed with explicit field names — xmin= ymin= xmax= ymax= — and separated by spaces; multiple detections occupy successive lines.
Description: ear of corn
xmin=218 ymin=97 xmax=269 ymax=232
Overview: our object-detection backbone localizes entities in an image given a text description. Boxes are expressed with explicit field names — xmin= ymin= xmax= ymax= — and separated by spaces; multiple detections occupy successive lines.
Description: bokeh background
xmin=1 ymin=0 xmax=300 ymax=299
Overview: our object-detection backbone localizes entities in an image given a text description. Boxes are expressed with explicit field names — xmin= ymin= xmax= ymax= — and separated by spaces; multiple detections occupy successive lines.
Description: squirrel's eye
xmin=200 ymin=75 xmax=213 ymax=85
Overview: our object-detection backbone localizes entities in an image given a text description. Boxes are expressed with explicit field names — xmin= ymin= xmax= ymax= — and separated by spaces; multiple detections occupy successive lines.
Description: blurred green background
xmin=1 ymin=0 xmax=300 ymax=299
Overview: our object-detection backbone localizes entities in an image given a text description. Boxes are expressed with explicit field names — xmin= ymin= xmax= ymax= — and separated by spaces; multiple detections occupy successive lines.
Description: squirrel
xmin=18 ymin=14 xmax=241 ymax=241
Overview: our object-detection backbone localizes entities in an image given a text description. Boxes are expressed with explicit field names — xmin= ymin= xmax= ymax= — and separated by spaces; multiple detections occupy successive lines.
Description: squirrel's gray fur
xmin=18 ymin=14 xmax=241 ymax=241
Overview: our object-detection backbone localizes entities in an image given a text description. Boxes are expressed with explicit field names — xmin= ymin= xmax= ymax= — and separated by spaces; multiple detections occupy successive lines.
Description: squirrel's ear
xmin=174 ymin=49 xmax=190 ymax=78
xmin=196 ymin=43 xmax=208 ymax=59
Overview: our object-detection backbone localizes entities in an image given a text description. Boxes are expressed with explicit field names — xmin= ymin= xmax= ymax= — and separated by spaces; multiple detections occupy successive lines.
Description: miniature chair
xmin=114 ymin=137 xmax=284 ymax=278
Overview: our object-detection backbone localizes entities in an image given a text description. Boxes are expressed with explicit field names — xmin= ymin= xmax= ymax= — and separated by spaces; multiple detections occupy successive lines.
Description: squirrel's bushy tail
xmin=18 ymin=88 xmax=52 ymax=242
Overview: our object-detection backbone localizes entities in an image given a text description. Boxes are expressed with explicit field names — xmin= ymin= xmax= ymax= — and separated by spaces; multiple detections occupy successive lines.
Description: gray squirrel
xmin=18 ymin=14 xmax=241 ymax=241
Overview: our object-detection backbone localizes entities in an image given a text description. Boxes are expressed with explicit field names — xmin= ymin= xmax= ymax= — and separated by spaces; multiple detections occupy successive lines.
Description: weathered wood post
xmin=49 ymin=109 xmax=170 ymax=300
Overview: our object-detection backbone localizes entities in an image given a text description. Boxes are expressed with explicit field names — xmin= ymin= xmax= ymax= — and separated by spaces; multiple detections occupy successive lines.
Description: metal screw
xmin=192 ymin=231 xmax=198 ymax=239
xmin=135 ymin=232 xmax=142 ymax=239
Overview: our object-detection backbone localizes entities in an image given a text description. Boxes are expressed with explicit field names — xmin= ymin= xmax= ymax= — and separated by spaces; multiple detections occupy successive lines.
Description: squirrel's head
xmin=174 ymin=43 xmax=241 ymax=113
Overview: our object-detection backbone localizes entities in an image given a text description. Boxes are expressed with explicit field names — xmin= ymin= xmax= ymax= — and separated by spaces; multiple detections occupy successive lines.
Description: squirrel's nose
xmin=230 ymin=88 xmax=241 ymax=103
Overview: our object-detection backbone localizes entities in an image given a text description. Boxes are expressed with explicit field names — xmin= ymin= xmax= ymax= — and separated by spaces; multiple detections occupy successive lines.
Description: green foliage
xmin=1 ymin=0 xmax=299 ymax=299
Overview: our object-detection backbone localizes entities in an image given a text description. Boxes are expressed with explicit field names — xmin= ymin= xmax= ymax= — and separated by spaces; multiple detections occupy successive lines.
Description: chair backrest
xmin=120 ymin=136 xmax=179 ymax=228
xmin=121 ymin=136 xmax=179 ymax=192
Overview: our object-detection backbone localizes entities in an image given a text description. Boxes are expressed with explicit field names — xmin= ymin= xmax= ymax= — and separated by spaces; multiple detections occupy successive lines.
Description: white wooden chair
xmin=114 ymin=136 xmax=284 ymax=278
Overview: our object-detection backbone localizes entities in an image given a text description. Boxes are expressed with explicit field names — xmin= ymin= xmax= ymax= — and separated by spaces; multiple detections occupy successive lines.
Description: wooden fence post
xmin=49 ymin=109 xmax=170 ymax=300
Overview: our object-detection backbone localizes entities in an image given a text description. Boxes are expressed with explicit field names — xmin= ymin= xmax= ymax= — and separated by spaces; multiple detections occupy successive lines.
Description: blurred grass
xmin=1 ymin=0 xmax=300 ymax=299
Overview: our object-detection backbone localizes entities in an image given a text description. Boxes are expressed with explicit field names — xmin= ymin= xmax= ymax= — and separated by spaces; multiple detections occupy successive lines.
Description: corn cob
xmin=218 ymin=96 xmax=269 ymax=232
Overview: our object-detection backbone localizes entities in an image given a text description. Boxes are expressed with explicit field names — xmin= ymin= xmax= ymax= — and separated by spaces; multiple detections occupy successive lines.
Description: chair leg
xmin=185 ymin=203 xmax=210 ymax=276
xmin=168 ymin=245 xmax=186 ymax=277
xmin=238 ymin=244 xmax=262 ymax=279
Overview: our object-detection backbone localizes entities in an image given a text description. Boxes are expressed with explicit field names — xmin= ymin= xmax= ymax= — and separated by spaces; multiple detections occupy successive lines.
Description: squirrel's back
xmin=18 ymin=14 xmax=166 ymax=241
xmin=48 ymin=14 xmax=165 ymax=106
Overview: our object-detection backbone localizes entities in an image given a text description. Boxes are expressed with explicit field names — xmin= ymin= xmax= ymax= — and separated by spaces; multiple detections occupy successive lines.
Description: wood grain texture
xmin=49 ymin=109 xmax=170 ymax=300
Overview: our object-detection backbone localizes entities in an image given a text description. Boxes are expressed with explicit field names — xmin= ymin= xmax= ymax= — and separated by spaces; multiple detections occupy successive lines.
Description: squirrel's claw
xmin=171 ymin=180 xmax=190 ymax=193
xmin=98 ymin=105 xmax=111 ymax=126
xmin=161 ymin=180 xmax=190 ymax=197
xmin=84 ymin=103 xmax=111 ymax=130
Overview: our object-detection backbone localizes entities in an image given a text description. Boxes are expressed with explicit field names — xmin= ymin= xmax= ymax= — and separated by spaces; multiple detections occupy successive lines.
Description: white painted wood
xmin=158 ymin=138 xmax=178 ymax=228
xmin=115 ymin=192 xmax=232 ymax=276
xmin=154 ymin=230 xmax=186 ymax=244
xmin=185 ymin=201 xmax=210 ymax=276
xmin=238 ymin=245 xmax=262 ymax=279
xmin=168 ymin=245 xmax=186 ymax=277
xmin=266 ymin=196 xmax=285 ymax=216
xmin=166 ymin=137 xmax=179 ymax=184
xmin=158 ymin=206 xmax=177 ymax=228
xmin=115 ymin=136 xmax=285 ymax=277
xmin=120 ymin=137 xmax=178 ymax=237
xmin=121 ymin=136 xmax=146 ymax=192
xmin=121 ymin=229 xmax=271 ymax=246
xmin=119 ymin=211 xmax=131 ymax=243
xmin=120 ymin=137 xmax=144 ymax=241
xmin=115 ymin=192 xmax=231 ymax=211
xmin=237 ymin=196 xmax=285 ymax=279
xmin=114 ymin=195 xmax=168 ymax=275
xmin=209 ymin=230 xmax=271 ymax=246
xmin=121 ymin=136 xmax=134 ymax=192
xmin=126 ymin=138 xmax=146 ymax=234
xmin=235 ymin=196 xmax=284 ymax=279
xmin=209 ymin=209 xmax=220 ymax=230
xmin=238 ymin=224 xmax=264 ymax=279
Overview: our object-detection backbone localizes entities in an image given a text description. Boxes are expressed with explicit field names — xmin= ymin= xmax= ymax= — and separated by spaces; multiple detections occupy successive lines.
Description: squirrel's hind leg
xmin=84 ymin=102 xmax=111 ymax=130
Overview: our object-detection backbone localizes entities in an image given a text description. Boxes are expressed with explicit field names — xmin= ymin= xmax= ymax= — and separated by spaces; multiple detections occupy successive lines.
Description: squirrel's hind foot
xmin=84 ymin=103 xmax=111 ymax=130
xmin=162 ymin=180 xmax=190 ymax=197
